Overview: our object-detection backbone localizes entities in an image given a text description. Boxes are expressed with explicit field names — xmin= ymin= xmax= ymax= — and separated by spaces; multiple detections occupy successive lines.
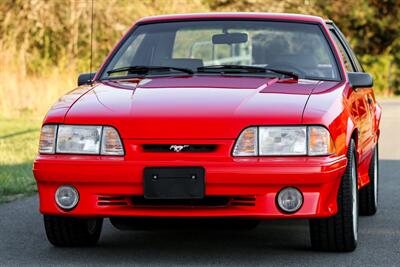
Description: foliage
xmin=0 ymin=117 xmax=41 ymax=201
xmin=208 ymin=0 xmax=400 ymax=93
xmin=0 ymin=0 xmax=208 ymax=117
xmin=0 ymin=0 xmax=399 ymax=118
xmin=360 ymin=53 xmax=396 ymax=95
xmin=312 ymin=0 xmax=400 ymax=93
xmin=313 ymin=0 xmax=400 ymax=55
xmin=0 ymin=0 xmax=208 ymax=75
xmin=0 ymin=0 xmax=399 ymax=199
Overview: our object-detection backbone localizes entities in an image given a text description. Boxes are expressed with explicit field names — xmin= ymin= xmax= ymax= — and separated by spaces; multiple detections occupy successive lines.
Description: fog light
xmin=55 ymin=185 xmax=79 ymax=210
xmin=276 ymin=187 xmax=303 ymax=213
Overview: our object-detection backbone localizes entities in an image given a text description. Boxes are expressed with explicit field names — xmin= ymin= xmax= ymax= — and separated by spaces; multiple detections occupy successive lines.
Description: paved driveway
xmin=1 ymin=100 xmax=399 ymax=266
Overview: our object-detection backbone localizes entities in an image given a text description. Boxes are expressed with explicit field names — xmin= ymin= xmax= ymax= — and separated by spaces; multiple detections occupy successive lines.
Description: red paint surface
xmin=33 ymin=13 xmax=380 ymax=219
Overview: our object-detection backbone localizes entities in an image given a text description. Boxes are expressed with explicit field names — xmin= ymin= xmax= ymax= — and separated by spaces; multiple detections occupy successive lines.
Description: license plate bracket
xmin=143 ymin=167 xmax=205 ymax=199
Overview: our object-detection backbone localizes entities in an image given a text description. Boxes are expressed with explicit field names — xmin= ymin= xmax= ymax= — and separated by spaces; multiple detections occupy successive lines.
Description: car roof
xmin=137 ymin=12 xmax=326 ymax=24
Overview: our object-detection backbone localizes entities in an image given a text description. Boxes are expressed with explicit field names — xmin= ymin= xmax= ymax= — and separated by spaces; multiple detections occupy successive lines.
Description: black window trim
xmin=329 ymin=29 xmax=356 ymax=72
xmin=96 ymin=18 xmax=345 ymax=82
xmin=326 ymin=22 xmax=363 ymax=73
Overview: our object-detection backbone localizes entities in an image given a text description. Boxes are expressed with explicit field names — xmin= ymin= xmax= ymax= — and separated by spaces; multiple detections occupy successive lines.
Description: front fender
xmin=302 ymin=81 xmax=350 ymax=157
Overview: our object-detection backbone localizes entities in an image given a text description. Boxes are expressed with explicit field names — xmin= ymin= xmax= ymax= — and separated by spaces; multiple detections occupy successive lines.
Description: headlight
xmin=57 ymin=125 xmax=102 ymax=154
xmin=259 ymin=126 xmax=307 ymax=155
xmin=233 ymin=126 xmax=335 ymax=156
xmin=39 ymin=124 xmax=124 ymax=155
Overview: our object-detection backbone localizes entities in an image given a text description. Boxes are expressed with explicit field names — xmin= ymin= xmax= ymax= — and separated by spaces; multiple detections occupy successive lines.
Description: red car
xmin=33 ymin=13 xmax=381 ymax=252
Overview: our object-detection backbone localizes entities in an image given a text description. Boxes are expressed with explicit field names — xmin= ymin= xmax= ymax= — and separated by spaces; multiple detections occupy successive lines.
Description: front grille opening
xmin=142 ymin=144 xmax=217 ymax=153
xmin=131 ymin=196 xmax=230 ymax=207
xmin=230 ymin=196 xmax=256 ymax=207
xmin=97 ymin=196 xmax=129 ymax=206
xmin=98 ymin=195 xmax=257 ymax=208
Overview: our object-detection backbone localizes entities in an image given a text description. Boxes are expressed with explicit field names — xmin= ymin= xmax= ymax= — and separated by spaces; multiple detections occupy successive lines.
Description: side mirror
xmin=77 ymin=72 xmax=96 ymax=86
xmin=348 ymin=72 xmax=373 ymax=89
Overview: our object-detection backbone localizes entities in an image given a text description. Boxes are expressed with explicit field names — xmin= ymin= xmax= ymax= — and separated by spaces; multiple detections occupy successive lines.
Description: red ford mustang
xmin=33 ymin=13 xmax=381 ymax=251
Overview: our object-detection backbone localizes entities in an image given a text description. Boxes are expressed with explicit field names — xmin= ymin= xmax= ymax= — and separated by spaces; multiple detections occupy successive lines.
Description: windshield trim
xmin=100 ymin=72 xmax=342 ymax=83
xmin=95 ymin=19 xmax=344 ymax=82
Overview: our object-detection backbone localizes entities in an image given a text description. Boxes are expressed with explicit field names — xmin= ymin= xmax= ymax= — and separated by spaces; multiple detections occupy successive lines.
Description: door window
xmin=330 ymin=30 xmax=355 ymax=72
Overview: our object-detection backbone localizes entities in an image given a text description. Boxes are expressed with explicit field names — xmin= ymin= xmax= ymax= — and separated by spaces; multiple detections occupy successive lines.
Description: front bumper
xmin=33 ymin=151 xmax=347 ymax=219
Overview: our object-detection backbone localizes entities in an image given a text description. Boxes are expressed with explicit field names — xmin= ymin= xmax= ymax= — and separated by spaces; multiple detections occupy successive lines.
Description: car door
xmin=328 ymin=23 xmax=376 ymax=161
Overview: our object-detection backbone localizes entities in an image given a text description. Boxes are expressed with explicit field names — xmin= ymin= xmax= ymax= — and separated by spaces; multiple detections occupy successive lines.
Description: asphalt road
xmin=1 ymin=100 xmax=400 ymax=266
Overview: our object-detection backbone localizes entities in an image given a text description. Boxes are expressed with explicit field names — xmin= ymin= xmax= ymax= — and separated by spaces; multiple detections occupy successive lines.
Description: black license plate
xmin=143 ymin=167 xmax=205 ymax=199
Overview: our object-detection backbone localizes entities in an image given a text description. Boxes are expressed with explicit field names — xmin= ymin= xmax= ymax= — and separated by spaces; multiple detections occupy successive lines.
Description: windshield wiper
xmin=107 ymin=65 xmax=194 ymax=76
xmin=264 ymin=67 xmax=299 ymax=80
xmin=197 ymin=65 xmax=299 ymax=79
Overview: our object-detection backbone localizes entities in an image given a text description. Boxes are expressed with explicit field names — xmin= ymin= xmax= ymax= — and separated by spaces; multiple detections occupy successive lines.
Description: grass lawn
xmin=0 ymin=117 xmax=42 ymax=202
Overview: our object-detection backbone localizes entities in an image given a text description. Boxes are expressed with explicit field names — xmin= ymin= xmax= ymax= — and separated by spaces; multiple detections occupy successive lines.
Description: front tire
xmin=359 ymin=144 xmax=379 ymax=215
xmin=309 ymin=139 xmax=359 ymax=252
xmin=44 ymin=215 xmax=103 ymax=247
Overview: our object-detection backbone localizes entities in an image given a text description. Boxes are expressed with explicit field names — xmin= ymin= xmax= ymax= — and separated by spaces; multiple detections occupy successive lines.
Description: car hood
xmin=63 ymin=76 xmax=338 ymax=139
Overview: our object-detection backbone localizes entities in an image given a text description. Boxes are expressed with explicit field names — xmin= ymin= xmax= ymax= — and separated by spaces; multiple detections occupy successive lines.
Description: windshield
xmin=101 ymin=20 xmax=340 ymax=80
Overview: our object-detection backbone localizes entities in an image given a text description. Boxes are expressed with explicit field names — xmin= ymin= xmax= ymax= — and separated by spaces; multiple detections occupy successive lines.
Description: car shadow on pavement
xmin=44 ymin=219 xmax=316 ymax=265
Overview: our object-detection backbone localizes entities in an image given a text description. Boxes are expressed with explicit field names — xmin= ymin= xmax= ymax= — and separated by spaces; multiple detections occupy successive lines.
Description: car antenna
xmin=89 ymin=0 xmax=94 ymax=85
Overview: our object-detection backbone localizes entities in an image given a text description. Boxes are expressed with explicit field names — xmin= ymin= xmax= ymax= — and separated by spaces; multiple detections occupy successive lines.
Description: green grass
xmin=0 ymin=117 xmax=42 ymax=202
